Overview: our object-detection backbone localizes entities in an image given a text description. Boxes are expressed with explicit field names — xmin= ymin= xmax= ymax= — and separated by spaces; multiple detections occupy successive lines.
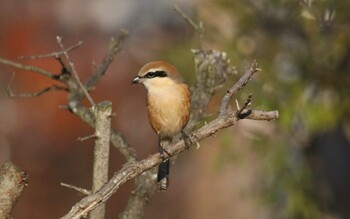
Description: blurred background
xmin=0 ymin=0 xmax=349 ymax=218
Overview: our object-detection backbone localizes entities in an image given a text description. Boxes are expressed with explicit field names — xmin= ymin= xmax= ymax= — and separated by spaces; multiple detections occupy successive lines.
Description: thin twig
xmin=7 ymin=72 xmax=68 ymax=98
xmin=18 ymin=41 xmax=83 ymax=60
xmin=174 ymin=3 xmax=205 ymax=49
xmin=77 ymin=134 xmax=97 ymax=142
xmin=85 ymin=29 xmax=128 ymax=89
xmin=60 ymin=182 xmax=91 ymax=196
xmin=219 ymin=61 xmax=260 ymax=115
xmin=56 ymin=36 xmax=96 ymax=106
xmin=0 ymin=57 xmax=58 ymax=79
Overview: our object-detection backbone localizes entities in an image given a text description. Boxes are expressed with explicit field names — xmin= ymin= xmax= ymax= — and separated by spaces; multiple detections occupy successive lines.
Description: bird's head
xmin=132 ymin=61 xmax=183 ymax=90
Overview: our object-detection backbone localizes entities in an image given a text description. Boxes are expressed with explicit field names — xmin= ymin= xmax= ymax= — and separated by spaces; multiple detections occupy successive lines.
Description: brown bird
xmin=132 ymin=61 xmax=191 ymax=191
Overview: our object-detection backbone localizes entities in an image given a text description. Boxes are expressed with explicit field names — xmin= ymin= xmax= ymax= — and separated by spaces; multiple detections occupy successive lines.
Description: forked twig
xmin=219 ymin=61 xmax=260 ymax=115
xmin=6 ymin=72 xmax=68 ymax=98
xmin=56 ymin=36 xmax=96 ymax=106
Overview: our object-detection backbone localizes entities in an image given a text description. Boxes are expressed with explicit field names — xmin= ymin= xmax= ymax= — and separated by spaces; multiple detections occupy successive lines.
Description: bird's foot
xmin=181 ymin=130 xmax=193 ymax=150
xmin=159 ymin=147 xmax=171 ymax=159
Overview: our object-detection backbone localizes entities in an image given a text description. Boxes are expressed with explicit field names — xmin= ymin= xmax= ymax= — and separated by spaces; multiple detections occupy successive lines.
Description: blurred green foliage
xmin=164 ymin=0 xmax=350 ymax=218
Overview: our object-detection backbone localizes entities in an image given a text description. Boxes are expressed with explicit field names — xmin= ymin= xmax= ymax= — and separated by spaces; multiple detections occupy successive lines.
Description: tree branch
xmin=6 ymin=73 xmax=68 ymax=98
xmin=89 ymin=101 xmax=112 ymax=219
xmin=0 ymin=161 xmax=28 ymax=219
xmin=0 ymin=57 xmax=58 ymax=79
xmin=60 ymin=108 xmax=278 ymax=219
xmin=56 ymin=36 xmax=96 ymax=106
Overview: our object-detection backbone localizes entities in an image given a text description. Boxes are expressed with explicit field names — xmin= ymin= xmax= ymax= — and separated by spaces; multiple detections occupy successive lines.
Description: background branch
xmin=18 ymin=41 xmax=83 ymax=60
xmin=174 ymin=3 xmax=205 ymax=49
xmin=85 ymin=30 xmax=128 ymax=90
xmin=56 ymin=36 xmax=96 ymax=106
xmin=0 ymin=57 xmax=58 ymax=79
xmin=0 ymin=161 xmax=28 ymax=219
xmin=7 ymin=73 xmax=68 ymax=97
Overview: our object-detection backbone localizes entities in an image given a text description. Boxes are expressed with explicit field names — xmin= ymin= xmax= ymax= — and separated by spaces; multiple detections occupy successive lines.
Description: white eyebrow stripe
xmin=146 ymin=68 xmax=163 ymax=72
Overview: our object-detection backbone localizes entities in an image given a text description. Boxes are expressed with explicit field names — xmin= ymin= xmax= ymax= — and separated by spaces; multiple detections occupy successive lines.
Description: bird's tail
xmin=158 ymin=137 xmax=171 ymax=191
xmin=157 ymin=159 xmax=170 ymax=191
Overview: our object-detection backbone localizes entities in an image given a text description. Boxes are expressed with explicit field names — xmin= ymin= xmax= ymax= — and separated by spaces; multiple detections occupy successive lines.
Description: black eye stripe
xmin=144 ymin=70 xmax=167 ymax=78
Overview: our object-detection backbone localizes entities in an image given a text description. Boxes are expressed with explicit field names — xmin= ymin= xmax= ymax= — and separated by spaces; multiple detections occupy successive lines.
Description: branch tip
xmin=60 ymin=182 xmax=91 ymax=196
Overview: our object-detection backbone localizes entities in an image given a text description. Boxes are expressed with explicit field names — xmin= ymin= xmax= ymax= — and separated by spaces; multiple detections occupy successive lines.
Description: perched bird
xmin=132 ymin=61 xmax=191 ymax=191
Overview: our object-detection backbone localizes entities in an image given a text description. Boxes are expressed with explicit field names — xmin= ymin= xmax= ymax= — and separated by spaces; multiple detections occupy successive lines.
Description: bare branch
xmin=90 ymin=101 xmax=112 ymax=219
xmin=68 ymin=103 xmax=137 ymax=161
xmin=18 ymin=41 xmax=83 ymax=60
xmin=60 ymin=109 xmax=278 ymax=219
xmin=60 ymin=182 xmax=91 ymax=196
xmin=85 ymin=30 xmax=128 ymax=90
xmin=6 ymin=72 xmax=68 ymax=98
xmin=56 ymin=36 xmax=96 ymax=106
xmin=0 ymin=57 xmax=58 ymax=79
xmin=247 ymin=109 xmax=279 ymax=121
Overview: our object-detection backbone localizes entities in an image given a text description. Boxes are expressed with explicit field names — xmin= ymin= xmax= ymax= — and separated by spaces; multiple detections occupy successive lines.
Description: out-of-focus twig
xmin=6 ymin=72 xmax=68 ymax=98
xmin=18 ymin=41 xmax=83 ymax=60
xmin=0 ymin=57 xmax=58 ymax=79
xmin=56 ymin=36 xmax=96 ymax=106
xmin=174 ymin=3 xmax=205 ymax=49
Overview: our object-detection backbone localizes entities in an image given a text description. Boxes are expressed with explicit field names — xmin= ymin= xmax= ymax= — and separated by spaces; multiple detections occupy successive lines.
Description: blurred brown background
xmin=0 ymin=0 xmax=350 ymax=218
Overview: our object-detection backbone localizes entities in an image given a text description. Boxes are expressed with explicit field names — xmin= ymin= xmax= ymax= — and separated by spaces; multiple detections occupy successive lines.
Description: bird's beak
xmin=132 ymin=76 xmax=141 ymax=84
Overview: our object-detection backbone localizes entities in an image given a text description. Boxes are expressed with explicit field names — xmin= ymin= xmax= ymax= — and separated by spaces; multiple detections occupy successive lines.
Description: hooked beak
xmin=132 ymin=76 xmax=141 ymax=84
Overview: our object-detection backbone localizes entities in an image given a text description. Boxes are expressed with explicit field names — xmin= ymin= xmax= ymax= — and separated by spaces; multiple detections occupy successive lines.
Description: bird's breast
xmin=146 ymin=84 xmax=190 ymax=138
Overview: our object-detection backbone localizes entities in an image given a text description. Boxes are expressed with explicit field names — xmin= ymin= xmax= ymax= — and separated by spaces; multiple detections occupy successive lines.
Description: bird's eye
xmin=146 ymin=72 xmax=156 ymax=78
xmin=145 ymin=71 xmax=167 ymax=78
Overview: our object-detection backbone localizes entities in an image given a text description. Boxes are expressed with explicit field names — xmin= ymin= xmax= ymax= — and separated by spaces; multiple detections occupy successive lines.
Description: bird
xmin=132 ymin=60 xmax=191 ymax=191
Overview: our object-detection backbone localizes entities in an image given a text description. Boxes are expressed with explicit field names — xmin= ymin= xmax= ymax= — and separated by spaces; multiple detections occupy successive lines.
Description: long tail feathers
xmin=158 ymin=137 xmax=171 ymax=191
xmin=157 ymin=159 xmax=170 ymax=191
